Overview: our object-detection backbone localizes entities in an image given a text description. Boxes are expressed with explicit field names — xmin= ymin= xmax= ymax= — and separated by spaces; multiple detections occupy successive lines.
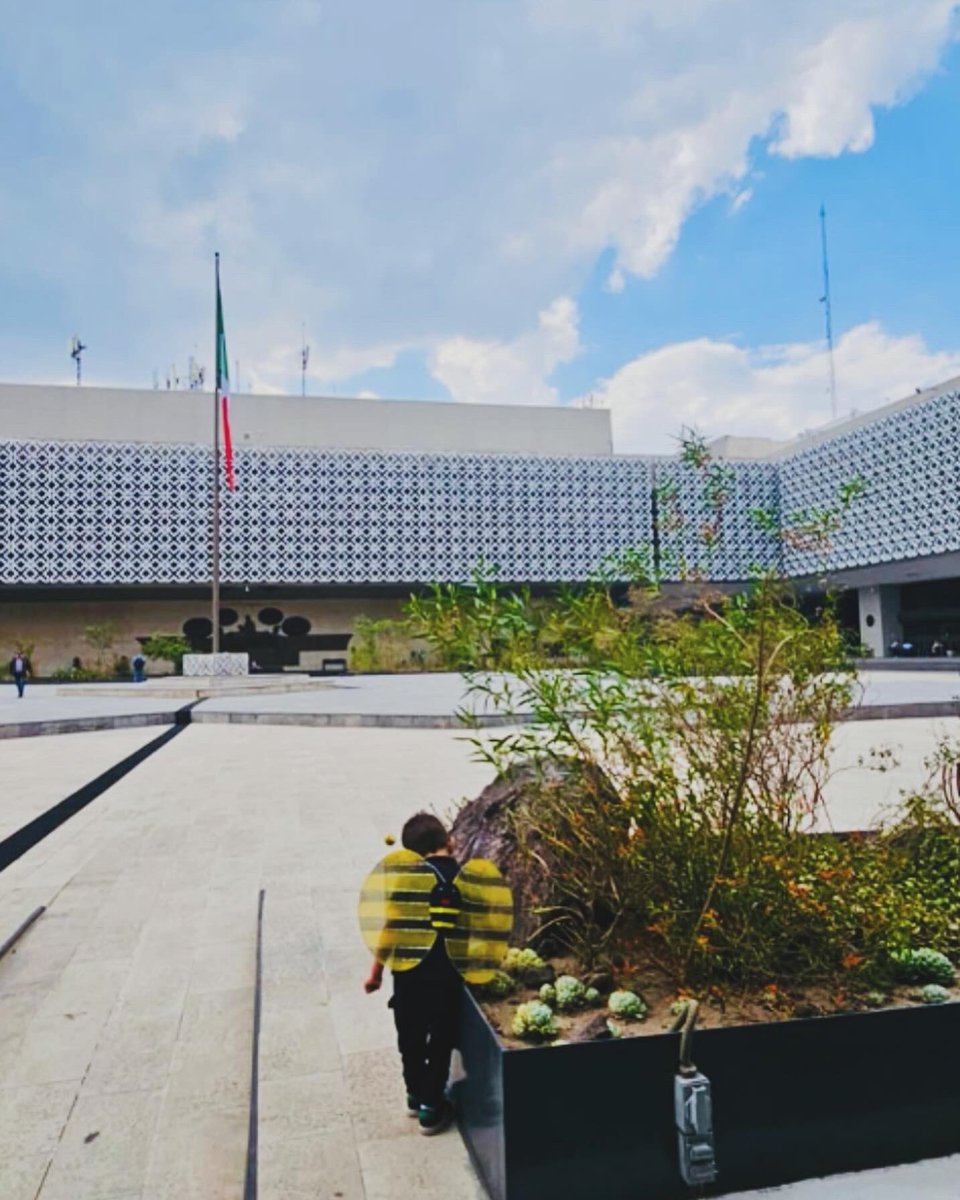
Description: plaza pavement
xmin=1 ymin=668 xmax=959 ymax=736
xmin=1 ymin=712 xmax=960 ymax=1197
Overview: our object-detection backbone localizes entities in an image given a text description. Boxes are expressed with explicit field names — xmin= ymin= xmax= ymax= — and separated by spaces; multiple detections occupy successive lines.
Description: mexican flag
xmin=215 ymin=262 xmax=236 ymax=491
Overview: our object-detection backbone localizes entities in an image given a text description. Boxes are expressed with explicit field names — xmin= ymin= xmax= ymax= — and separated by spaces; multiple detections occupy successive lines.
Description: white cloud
xmin=590 ymin=323 xmax=960 ymax=454
xmin=429 ymin=297 xmax=580 ymax=406
xmin=0 ymin=1 xmax=956 ymax=390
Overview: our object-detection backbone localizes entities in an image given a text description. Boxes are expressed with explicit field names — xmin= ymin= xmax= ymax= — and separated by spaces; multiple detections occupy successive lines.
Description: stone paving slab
xmin=0 ymin=726 xmax=168 ymax=841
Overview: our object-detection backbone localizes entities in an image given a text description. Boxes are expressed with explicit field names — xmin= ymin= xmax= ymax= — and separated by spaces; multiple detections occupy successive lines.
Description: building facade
xmin=1 ymin=379 xmax=957 ymax=671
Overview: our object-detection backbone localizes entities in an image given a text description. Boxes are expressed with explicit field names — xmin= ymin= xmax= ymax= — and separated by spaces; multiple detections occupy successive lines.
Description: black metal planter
xmin=454 ymin=990 xmax=960 ymax=1200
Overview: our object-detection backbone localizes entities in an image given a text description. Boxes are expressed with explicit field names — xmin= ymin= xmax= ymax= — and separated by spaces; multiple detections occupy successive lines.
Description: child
xmin=364 ymin=811 xmax=462 ymax=1135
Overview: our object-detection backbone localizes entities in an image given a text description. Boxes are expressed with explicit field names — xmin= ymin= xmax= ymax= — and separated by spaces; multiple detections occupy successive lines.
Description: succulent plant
xmin=891 ymin=948 xmax=956 ymax=987
xmin=608 ymin=989 xmax=646 ymax=1019
xmin=511 ymin=1000 xmax=559 ymax=1040
xmin=919 ymin=984 xmax=952 ymax=1005
xmin=501 ymin=947 xmax=546 ymax=975
xmin=554 ymin=975 xmax=587 ymax=1011
xmin=539 ymin=983 xmax=557 ymax=1006
xmin=585 ymin=986 xmax=600 ymax=1005
xmin=865 ymin=990 xmax=887 ymax=1008
xmin=483 ymin=970 xmax=515 ymax=998
xmin=605 ymin=1018 xmax=623 ymax=1038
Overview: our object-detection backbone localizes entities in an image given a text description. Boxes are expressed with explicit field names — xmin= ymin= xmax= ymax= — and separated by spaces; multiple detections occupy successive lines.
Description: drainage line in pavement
xmin=0 ymin=700 xmax=199 ymax=875
xmin=244 ymin=889 xmax=266 ymax=1200
xmin=0 ymin=905 xmax=46 ymax=960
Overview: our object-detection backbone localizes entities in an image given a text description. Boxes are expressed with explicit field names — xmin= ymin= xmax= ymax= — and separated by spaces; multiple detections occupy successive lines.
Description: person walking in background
xmin=132 ymin=651 xmax=146 ymax=683
xmin=9 ymin=650 xmax=30 ymax=698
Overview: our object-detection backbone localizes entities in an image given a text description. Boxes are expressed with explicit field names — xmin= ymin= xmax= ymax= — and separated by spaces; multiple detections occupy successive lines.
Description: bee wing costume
xmin=358 ymin=849 xmax=513 ymax=984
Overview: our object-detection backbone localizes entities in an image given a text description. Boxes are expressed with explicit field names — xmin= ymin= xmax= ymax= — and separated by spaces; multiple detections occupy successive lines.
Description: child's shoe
xmin=405 ymin=1093 xmax=419 ymax=1118
xmin=418 ymin=1100 xmax=454 ymax=1136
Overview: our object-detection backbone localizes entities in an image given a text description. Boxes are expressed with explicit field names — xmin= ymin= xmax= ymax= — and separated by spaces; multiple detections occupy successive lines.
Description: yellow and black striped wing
xmin=446 ymin=858 xmax=514 ymax=984
xmin=358 ymin=849 xmax=437 ymax=972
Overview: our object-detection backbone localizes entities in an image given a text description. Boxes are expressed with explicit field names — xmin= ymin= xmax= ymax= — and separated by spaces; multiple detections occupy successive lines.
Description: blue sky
xmin=2 ymin=0 xmax=959 ymax=451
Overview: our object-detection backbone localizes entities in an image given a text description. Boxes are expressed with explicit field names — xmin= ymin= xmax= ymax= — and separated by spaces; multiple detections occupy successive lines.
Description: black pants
xmin=392 ymin=973 xmax=462 ymax=1109
xmin=13 ymin=674 xmax=24 ymax=698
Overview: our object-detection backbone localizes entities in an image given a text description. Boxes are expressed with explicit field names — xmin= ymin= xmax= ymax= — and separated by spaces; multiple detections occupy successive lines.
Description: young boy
xmin=364 ymin=812 xmax=462 ymax=1135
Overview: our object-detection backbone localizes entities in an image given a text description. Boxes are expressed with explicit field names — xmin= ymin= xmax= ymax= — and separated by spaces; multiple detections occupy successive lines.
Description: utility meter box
xmin=674 ymin=1071 xmax=718 ymax=1187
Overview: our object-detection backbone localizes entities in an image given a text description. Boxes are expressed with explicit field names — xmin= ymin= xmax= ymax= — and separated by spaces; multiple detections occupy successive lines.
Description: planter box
xmin=454 ymin=990 xmax=960 ymax=1200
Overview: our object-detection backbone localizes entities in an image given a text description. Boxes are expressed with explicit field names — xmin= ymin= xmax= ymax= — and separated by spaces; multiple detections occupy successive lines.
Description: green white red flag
xmin=215 ymin=263 xmax=236 ymax=491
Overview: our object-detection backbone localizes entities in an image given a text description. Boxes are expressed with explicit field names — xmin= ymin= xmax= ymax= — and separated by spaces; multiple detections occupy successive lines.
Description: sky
xmin=2 ymin=0 xmax=960 ymax=453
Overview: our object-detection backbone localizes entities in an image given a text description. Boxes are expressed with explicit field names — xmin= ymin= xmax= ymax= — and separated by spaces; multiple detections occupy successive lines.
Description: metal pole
xmin=212 ymin=253 xmax=221 ymax=657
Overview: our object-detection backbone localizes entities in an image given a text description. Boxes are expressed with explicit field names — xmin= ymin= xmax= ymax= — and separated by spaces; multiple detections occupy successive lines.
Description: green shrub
xmin=539 ymin=983 xmax=556 ymax=1006
xmin=348 ymin=617 xmax=437 ymax=673
xmin=429 ymin=439 xmax=960 ymax=997
xmin=50 ymin=666 xmax=105 ymax=682
xmin=142 ymin=634 xmax=190 ymax=674
xmin=890 ymin=948 xmax=956 ymax=987
xmin=83 ymin=623 xmax=118 ymax=673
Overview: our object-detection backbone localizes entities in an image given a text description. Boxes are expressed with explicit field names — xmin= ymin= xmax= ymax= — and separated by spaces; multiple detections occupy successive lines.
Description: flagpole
xmin=212 ymin=252 xmax=221 ymax=656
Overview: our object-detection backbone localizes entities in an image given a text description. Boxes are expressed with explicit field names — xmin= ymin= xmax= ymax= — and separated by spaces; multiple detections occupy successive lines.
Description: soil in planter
xmin=477 ymin=956 xmax=960 ymax=1049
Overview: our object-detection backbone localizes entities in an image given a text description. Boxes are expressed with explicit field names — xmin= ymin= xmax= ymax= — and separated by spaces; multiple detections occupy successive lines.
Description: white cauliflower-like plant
xmin=608 ymin=989 xmax=646 ymax=1019
xmin=585 ymin=987 xmax=600 ymax=1005
xmin=919 ymin=983 xmax=952 ymax=1005
xmin=539 ymin=983 xmax=557 ymax=1006
xmin=512 ymin=1001 xmax=558 ymax=1040
xmin=554 ymin=975 xmax=587 ymax=1011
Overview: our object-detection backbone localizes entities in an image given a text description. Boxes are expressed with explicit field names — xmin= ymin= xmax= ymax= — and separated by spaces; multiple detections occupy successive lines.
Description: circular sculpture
xmin=281 ymin=615 xmax=311 ymax=638
xmin=219 ymin=607 xmax=238 ymax=627
xmin=258 ymin=607 xmax=284 ymax=627
xmin=358 ymin=849 xmax=513 ymax=984
xmin=183 ymin=616 xmax=212 ymax=640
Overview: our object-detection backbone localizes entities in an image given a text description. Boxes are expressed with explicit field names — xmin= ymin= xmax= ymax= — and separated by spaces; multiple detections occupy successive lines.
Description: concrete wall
xmin=0 ymin=383 xmax=613 ymax=457
xmin=0 ymin=594 xmax=406 ymax=676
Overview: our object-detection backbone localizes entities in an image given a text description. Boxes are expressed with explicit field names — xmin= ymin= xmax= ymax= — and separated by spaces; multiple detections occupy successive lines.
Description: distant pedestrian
xmin=132 ymin=652 xmax=146 ymax=683
xmin=9 ymin=651 xmax=30 ymax=698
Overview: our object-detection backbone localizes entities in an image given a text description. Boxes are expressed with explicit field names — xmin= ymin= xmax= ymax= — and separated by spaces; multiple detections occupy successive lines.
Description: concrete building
xmin=0 ymin=378 xmax=958 ymax=672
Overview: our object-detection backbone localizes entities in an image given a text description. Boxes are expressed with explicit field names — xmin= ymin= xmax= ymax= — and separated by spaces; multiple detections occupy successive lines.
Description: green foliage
xmin=50 ymin=666 xmax=105 ymax=681
xmin=83 ymin=623 xmax=118 ymax=673
xmin=142 ymin=634 xmax=191 ymax=673
xmin=890 ymin=947 xmax=956 ymax=987
xmin=539 ymin=983 xmax=556 ymax=1006
xmin=348 ymin=617 xmax=438 ymax=673
xmin=511 ymin=1000 xmax=558 ymax=1040
xmin=608 ymin=990 xmax=646 ymax=1019
xmin=421 ymin=440 xmax=960 ymax=999
xmin=554 ymin=975 xmax=587 ymax=1011
xmin=585 ymin=986 xmax=600 ymax=1005
xmin=918 ymin=984 xmax=952 ymax=1005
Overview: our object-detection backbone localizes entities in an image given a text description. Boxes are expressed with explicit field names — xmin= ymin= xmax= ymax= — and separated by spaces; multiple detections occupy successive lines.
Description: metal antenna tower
xmin=300 ymin=324 xmax=310 ymax=397
xmin=69 ymin=336 xmax=87 ymax=386
xmin=819 ymin=204 xmax=837 ymax=421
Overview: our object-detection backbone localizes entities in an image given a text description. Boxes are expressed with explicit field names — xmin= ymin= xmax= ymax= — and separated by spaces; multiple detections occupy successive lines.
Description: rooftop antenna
xmin=300 ymin=324 xmax=310 ymax=397
xmin=69 ymin=336 xmax=86 ymax=386
xmin=819 ymin=203 xmax=837 ymax=421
